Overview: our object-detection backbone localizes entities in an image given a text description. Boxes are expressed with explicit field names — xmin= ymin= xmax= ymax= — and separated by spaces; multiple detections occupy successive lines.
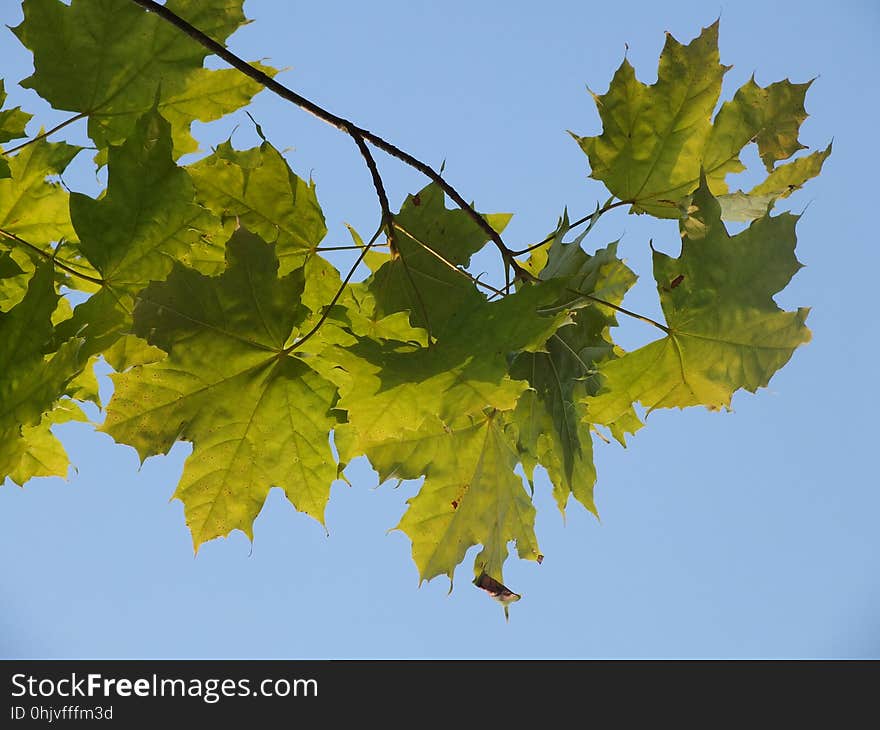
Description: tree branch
xmin=349 ymin=132 xmax=395 ymax=247
xmin=128 ymin=0 xmax=530 ymax=281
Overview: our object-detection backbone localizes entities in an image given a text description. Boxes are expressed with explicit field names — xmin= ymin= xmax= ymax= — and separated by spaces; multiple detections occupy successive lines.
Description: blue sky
xmin=1 ymin=0 xmax=878 ymax=658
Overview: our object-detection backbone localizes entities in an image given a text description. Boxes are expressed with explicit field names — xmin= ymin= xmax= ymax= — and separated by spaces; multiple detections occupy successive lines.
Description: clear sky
xmin=1 ymin=0 xmax=877 ymax=658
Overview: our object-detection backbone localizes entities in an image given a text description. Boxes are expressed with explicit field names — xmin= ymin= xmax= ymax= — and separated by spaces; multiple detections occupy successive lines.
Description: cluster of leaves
xmin=0 ymin=2 xmax=826 ymax=612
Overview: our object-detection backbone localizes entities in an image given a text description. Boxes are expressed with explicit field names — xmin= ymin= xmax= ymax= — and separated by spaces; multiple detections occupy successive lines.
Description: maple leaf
xmin=2 ymin=401 xmax=86 ymax=487
xmin=0 ymin=251 xmax=28 ymax=311
xmin=55 ymin=108 xmax=222 ymax=359
xmin=0 ymin=80 xmax=31 ymax=145
xmin=510 ymin=224 xmax=637 ymax=514
xmin=584 ymin=177 xmax=811 ymax=437
xmin=102 ymin=229 xmax=339 ymax=549
xmin=572 ymin=21 xmax=830 ymax=220
xmin=187 ymin=140 xmax=327 ymax=276
xmin=0 ymin=137 xmax=79 ymax=243
xmin=366 ymin=183 xmax=511 ymax=335
xmin=0 ymin=265 xmax=84 ymax=486
xmin=13 ymin=0 xmax=273 ymax=156
xmin=0 ymin=78 xmax=33 ymax=179
xmin=366 ymin=411 xmax=541 ymax=593
xmin=332 ymin=279 xmax=571 ymax=465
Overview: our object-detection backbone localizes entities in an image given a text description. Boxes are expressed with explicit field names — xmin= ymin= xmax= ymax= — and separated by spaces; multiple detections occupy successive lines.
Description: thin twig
xmin=349 ymin=133 xmax=393 ymax=238
xmin=392 ymin=221 xmax=506 ymax=298
xmin=2 ymin=112 xmax=88 ymax=156
xmin=128 ymin=0 xmax=529 ymax=280
xmin=0 ymin=228 xmax=104 ymax=286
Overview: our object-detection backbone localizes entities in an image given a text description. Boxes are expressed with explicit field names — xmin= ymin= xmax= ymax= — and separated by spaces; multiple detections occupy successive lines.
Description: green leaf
xmin=0 ymin=137 xmax=79 ymax=243
xmin=573 ymin=22 xmax=728 ymax=218
xmin=72 ymin=109 xmax=221 ymax=286
xmin=102 ymin=229 xmax=339 ymax=549
xmin=366 ymin=183 xmax=511 ymax=335
xmin=0 ymin=265 xmax=84 ymax=485
xmin=368 ymin=411 xmax=541 ymax=589
xmin=0 ymin=78 xmax=33 ymax=178
xmin=187 ymin=140 xmax=327 ymax=275
xmin=13 ymin=0 xmax=271 ymax=156
xmin=2 ymin=401 xmax=87 ymax=487
xmin=510 ymin=227 xmax=637 ymax=513
xmin=584 ymin=178 xmax=810 ymax=436
xmin=102 ymin=335 xmax=166 ymax=372
xmin=572 ymin=22 xmax=829 ymax=220
xmin=745 ymin=143 xmax=832 ymax=197
xmin=704 ymin=76 xmax=811 ymax=175
xmin=289 ymin=245 xmax=429 ymax=350
xmin=0 ymin=250 xmax=28 ymax=310
xmin=60 ymin=108 xmax=222 ymax=354
xmin=713 ymin=143 xmax=832 ymax=222
xmin=333 ymin=280 xmax=569 ymax=462
xmin=0 ymin=79 xmax=32 ymax=146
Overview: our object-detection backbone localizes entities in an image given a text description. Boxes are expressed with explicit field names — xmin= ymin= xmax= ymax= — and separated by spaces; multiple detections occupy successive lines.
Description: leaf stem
xmin=286 ymin=228 xmax=382 ymax=355
xmin=314 ymin=243 xmax=390 ymax=252
xmin=571 ymin=289 xmax=668 ymax=333
xmin=2 ymin=112 xmax=88 ymax=156
xmin=391 ymin=221 xmax=506 ymax=298
xmin=0 ymin=228 xmax=104 ymax=286
xmin=511 ymin=199 xmax=632 ymax=257
xmin=541 ymin=286 xmax=668 ymax=332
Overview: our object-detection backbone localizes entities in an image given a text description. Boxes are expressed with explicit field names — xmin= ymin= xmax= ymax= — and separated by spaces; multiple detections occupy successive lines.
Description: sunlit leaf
xmin=13 ymin=0 xmax=272 ymax=156
xmin=103 ymin=229 xmax=339 ymax=549
xmin=584 ymin=178 xmax=810 ymax=436
xmin=573 ymin=22 xmax=829 ymax=220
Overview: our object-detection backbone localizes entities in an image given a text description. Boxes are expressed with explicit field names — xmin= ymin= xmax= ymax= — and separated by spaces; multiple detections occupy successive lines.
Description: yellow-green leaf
xmin=573 ymin=22 xmax=829 ymax=220
xmin=0 ymin=137 xmax=78 ymax=243
xmin=510 ymin=229 xmax=636 ymax=513
xmin=187 ymin=140 xmax=326 ymax=275
xmin=13 ymin=0 xmax=271 ymax=156
xmin=102 ymin=229 xmax=339 ymax=549
xmin=584 ymin=178 xmax=811 ymax=435
xmin=370 ymin=412 xmax=541 ymax=589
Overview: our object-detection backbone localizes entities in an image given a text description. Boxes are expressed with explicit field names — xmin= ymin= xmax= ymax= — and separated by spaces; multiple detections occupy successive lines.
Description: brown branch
xmin=349 ymin=132 xmax=394 ymax=246
xmin=128 ymin=0 xmax=529 ymax=280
